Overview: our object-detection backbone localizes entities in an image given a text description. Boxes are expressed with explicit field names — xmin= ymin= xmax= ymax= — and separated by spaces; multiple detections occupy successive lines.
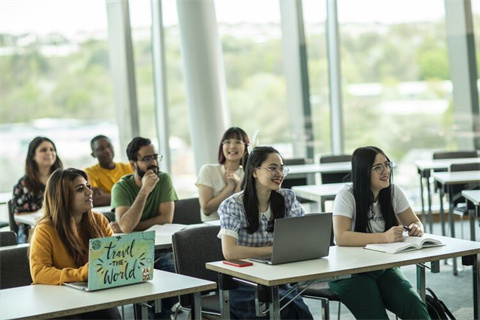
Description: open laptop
xmin=249 ymin=213 xmax=332 ymax=265
xmin=64 ymin=230 xmax=155 ymax=291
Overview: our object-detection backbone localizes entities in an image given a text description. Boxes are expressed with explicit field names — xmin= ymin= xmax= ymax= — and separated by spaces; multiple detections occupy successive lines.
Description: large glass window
xmin=337 ymin=0 xmax=451 ymax=206
xmin=129 ymin=1 xmax=195 ymax=197
xmin=1 ymin=0 xmax=115 ymax=194
xmin=302 ymin=0 xmax=330 ymax=160
xmin=215 ymin=1 xmax=292 ymax=155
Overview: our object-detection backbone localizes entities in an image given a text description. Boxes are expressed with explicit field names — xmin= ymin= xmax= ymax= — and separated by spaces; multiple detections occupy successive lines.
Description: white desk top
xmin=432 ymin=170 xmax=480 ymax=185
xmin=0 ymin=192 xmax=11 ymax=205
xmin=292 ymin=183 xmax=348 ymax=201
xmin=14 ymin=206 xmax=112 ymax=226
xmin=415 ymin=157 xmax=480 ymax=171
xmin=0 ymin=269 xmax=216 ymax=320
xmin=206 ymin=234 xmax=480 ymax=287
xmin=288 ymin=162 xmax=350 ymax=175
xmin=462 ymin=190 xmax=480 ymax=205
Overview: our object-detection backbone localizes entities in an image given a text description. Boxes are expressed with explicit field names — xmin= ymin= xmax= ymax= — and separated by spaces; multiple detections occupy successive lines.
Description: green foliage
xmin=0 ymin=15 xmax=470 ymax=161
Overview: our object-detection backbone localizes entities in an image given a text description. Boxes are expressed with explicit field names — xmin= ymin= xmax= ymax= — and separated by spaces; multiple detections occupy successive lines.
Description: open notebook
xmin=249 ymin=213 xmax=332 ymax=265
xmin=364 ymin=235 xmax=445 ymax=254
xmin=64 ymin=231 xmax=155 ymax=291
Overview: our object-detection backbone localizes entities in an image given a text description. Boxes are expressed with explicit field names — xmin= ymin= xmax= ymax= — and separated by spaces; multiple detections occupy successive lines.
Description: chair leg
xmin=337 ymin=301 xmax=341 ymax=320
xmin=321 ymin=298 xmax=330 ymax=320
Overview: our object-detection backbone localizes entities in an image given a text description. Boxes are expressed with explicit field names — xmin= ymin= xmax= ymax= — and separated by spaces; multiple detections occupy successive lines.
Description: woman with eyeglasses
xmin=329 ymin=146 xmax=429 ymax=319
xmin=12 ymin=136 xmax=63 ymax=243
xmin=196 ymin=127 xmax=250 ymax=222
xmin=29 ymin=168 xmax=121 ymax=319
xmin=217 ymin=146 xmax=313 ymax=319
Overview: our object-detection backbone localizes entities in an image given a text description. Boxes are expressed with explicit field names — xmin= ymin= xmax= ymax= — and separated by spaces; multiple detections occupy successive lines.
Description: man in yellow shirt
xmin=85 ymin=135 xmax=133 ymax=207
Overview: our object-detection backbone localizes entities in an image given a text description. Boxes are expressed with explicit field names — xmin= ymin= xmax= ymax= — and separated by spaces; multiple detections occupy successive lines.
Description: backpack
xmin=426 ymin=288 xmax=456 ymax=320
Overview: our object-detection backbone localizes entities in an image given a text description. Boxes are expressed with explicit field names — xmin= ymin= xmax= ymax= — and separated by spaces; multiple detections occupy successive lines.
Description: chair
xmin=450 ymin=162 xmax=480 ymax=238
xmin=319 ymin=155 xmax=352 ymax=184
xmin=0 ymin=244 xmax=32 ymax=289
xmin=282 ymin=158 xmax=314 ymax=205
xmin=0 ymin=230 xmax=18 ymax=246
xmin=172 ymin=197 xmax=202 ymax=225
xmin=171 ymin=225 xmax=225 ymax=317
xmin=432 ymin=150 xmax=478 ymax=160
xmin=7 ymin=199 xmax=19 ymax=235
xmin=282 ymin=158 xmax=308 ymax=189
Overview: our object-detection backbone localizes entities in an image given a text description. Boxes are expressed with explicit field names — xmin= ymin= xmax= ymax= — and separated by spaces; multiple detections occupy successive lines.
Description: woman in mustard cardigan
xmin=29 ymin=168 xmax=120 ymax=319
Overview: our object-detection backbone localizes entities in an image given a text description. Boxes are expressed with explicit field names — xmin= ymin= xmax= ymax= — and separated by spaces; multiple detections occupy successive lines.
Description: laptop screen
xmin=87 ymin=231 xmax=155 ymax=291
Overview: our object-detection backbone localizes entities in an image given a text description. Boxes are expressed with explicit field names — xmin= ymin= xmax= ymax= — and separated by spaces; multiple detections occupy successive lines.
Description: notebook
xmin=64 ymin=231 xmax=155 ymax=291
xmin=364 ymin=235 xmax=445 ymax=254
xmin=249 ymin=213 xmax=332 ymax=265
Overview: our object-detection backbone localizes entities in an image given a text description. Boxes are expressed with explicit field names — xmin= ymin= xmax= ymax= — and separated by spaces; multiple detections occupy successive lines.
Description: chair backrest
xmin=449 ymin=162 xmax=480 ymax=205
xmin=0 ymin=231 xmax=18 ymax=246
xmin=283 ymin=158 xmax=307 ymax=166
xmin=172 ymin=225 xmax=223 ymax=283
xmin=7 ymin=199 xmax=19 ymax=234
xmin=282 ymin=158 xmax=308 ymax=189
xmin=450 ymin=162 xmax=480 ymax=172
xmin=433 ymin=150 xmax=479 ymax=160
xmin=319 ymin=154 xmax=352 ymax=164
xmin=0 ymin=244 xmax=32 ymax=289
xmin=319 ymin=154 xmax=352 ymax=184
xmin=172 ymin=197 xmax=202 ymax=225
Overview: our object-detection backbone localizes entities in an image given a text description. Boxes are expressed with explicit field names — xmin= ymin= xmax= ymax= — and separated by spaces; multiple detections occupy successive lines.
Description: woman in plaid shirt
xmin=218 ymin=146 xmax=313 ymax=319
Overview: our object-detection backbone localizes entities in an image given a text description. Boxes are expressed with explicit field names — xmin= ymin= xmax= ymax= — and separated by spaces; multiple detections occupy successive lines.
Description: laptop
xmin=249 ymin=213 xmax=332 ymax=265
xmin=64 ymin=231 xmax=155 ymax=291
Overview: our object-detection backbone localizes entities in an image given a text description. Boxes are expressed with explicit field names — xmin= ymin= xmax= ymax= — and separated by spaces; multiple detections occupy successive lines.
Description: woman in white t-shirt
xmin=329 ymin=146 xmax=431 ymax=319
xmin=196 ymin=127 xmax=249 ymax=221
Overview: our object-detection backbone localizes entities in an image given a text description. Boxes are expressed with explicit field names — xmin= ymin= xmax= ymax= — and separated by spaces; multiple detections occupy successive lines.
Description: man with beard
xmin=110 ymin=136 xmax=178 ymax=319
xmin=85 ymin=135 xmax=133 ymax=207
xmin=110 ymin=136 xmax=178 ymax=233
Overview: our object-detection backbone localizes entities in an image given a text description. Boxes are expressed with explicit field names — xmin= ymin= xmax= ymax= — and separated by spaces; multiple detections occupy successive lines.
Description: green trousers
xmin=328 ymin=268 xmax=431 ymax=320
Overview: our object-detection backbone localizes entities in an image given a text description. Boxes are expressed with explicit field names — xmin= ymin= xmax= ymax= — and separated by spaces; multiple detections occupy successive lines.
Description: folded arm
xmin=221 ymin=234 xmax=272 ymax=260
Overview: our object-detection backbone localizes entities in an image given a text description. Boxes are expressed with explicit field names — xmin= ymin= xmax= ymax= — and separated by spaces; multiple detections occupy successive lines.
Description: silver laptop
xmin=249 ymin=213 xmax=332 ymax=265
xmin=64 ymin=231 xmax=155 ymax=291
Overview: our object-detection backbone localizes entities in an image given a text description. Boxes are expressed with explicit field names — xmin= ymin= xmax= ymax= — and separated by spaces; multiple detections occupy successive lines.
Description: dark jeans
xmin=134 ymin=250 xmax=177 ymax=320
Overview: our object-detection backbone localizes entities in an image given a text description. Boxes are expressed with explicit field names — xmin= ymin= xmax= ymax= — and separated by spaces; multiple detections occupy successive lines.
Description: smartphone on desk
xmin=223 ymin=259 xmax=253 ymax=267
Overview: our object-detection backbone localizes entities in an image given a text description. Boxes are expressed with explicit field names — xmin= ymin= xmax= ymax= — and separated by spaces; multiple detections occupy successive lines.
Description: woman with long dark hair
xmin=217 ymin=146 xmax=313 ymax=319
xmin=12 ymin=136 xmax=63 ymax=242
xmin=196 ymin=127 xmax=250 ymax=221
xmin=329 ymin=146 xmax=430 ymax=319
xmin=29 ymin=168 xmax=120 ymax=319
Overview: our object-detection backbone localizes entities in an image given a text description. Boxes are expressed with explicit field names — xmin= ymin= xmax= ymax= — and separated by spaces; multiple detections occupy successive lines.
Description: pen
xmin=403 ymin=225 xmax=411 ymax=231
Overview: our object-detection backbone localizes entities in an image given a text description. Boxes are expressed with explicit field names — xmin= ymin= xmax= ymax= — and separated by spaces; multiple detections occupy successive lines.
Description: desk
xmin=14 ymin=206 xmax=112 ymax=227
xmin=462 ymin=190 xmax=480 ymax=242
xmin=207 ymin=235 xmax=480 ymax=320
xmin=292 ymin=183 xmax=348 ymax=212
xmin=433 ymin=171 xmax=480 ymax=238
xmin=415 ymin=158 xmax=480 ymax=232
xmin=0 ymin=269 xmax=216 ymax=320
xmin=0 ymin=192 xmax=11 ymax=205
xmin=287 ymin=162 xmax=350 ymax=185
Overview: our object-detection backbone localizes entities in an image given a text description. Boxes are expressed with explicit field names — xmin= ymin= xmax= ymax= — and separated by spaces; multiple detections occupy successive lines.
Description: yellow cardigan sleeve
xmin=30 ymin=213 xmax=113 ymax=285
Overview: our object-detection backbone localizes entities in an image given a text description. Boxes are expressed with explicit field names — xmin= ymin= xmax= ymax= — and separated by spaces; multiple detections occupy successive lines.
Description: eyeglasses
xmin=222 ymin=139 xmax=245 ymax=146
xmin=137 ymin=154 xmax=163 ymax=163
xmin=256 ymin=166 xmax=289 ymax=176
xmin=372 ymin=161 xmax=393 ymax=174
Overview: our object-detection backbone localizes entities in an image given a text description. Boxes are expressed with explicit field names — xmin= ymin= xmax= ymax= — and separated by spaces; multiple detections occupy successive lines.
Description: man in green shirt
xmin=111 ymin=137 xmax=178 ymax=233
xmin=110 ymin=136 xmax=178 ymax=320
